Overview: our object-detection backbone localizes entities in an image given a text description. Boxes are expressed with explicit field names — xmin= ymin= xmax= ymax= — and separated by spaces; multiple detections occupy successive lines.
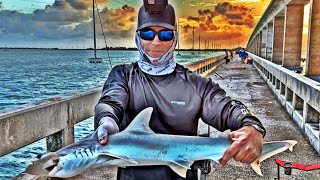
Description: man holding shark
xmin=94 ymin=0 xmax=266 ymax=179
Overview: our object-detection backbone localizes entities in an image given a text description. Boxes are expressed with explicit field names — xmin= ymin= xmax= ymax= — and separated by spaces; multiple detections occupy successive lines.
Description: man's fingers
xmin=235 ymin=150 xmax=252 ymax=163
xmin=220 ymin=141 xmax=240 ymax=167
xmin=233 ymin=149 xmax=247 ymax=162
xmin=99 ymin=136 xmax=108 ymax=145
xmin=229 ymin=131 xmax=246 ymax=140
xmin=97 ymin=126 xmax=108 ymax=140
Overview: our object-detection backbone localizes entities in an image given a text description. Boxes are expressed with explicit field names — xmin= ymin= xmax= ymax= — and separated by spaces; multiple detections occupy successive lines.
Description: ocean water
xmin=0 ymin=49 xmax=222 ymax=179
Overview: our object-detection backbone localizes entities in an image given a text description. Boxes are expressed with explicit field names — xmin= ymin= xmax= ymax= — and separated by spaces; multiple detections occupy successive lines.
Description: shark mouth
xmin=44 ymin=158 xmax=59 ymax=172
xmin=25 ymin=152 xmax=60 ymax=176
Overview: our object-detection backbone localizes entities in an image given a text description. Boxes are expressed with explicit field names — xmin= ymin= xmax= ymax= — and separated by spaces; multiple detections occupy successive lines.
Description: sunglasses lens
xmin=159 ymin=30 xmax=174 ymax=41
xmin=140 ymin=30 xmax=155 ymax=41
xmin=139 ymin=29 xmax=174 ymax=41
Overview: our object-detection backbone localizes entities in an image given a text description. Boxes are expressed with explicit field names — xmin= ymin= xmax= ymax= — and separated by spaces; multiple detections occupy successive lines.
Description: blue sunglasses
xmin=139 ymin=28 xmax=174 ymax=41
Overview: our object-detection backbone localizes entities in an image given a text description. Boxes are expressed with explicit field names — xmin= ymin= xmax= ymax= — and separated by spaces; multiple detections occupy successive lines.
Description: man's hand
xmin=94 ymin=117 xmax=119 ymax=145
xmin=220 ymin=126 xmax=263 ymax=167
xmin=96 ymin=124 xmax=109 ymax=145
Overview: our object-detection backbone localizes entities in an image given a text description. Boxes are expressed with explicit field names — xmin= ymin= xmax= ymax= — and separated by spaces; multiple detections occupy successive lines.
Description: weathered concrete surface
xmin=272 ymin=15 xmax=285 ymax=64
xmin=0 ymin=88 xmax=101 ymax=157
xmin=306 ymin=0 xmax=320 ymax=76
xmin=266 ymin=23 xmax=273 ymax=61
xmin=261 ymin=27 xmax=267 ymax=59
xmin=68 ymin=57 xmax=319 ymax=180
xmin=283 ymin=4 xmax=304 ymax=67
xmin=202 ymin=55 xmax=320 ymax=180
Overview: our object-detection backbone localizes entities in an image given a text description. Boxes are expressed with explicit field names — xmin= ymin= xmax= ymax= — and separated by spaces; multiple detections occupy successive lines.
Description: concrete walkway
xmin=69 ymin=56 xmax=319 ymax=180
xmin=200 ymin=56 xmax=320 ymax=180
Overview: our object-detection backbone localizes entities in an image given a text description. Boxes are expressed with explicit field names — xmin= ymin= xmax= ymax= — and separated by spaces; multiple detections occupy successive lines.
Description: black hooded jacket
xmin=94 ymin=62 xmax=265 ymax=180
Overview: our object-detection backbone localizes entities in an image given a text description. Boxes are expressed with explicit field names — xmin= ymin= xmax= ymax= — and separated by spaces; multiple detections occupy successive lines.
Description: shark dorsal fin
xmin=124 ymin=107 xmax=155 ymax=133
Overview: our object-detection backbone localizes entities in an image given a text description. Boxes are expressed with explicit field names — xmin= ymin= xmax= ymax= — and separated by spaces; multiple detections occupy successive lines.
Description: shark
xmin=24 ymin=107 xmax=297 ymax=178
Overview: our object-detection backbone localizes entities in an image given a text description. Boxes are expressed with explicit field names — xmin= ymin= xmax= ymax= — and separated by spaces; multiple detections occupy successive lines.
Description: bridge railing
xmin=250 ymin=52 xmax=320 ymax=154
xmin=184 ymin=55 xmax=226 ymax=77
xmin=0 ymin=88 xmax=101 ymax=157
xmin=0 ymin=54 xmax=226 ymax=159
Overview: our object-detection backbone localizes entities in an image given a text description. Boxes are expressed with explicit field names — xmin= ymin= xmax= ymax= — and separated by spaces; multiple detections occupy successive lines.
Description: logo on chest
xmin=170 ymin=100 xmax=186 ymax=106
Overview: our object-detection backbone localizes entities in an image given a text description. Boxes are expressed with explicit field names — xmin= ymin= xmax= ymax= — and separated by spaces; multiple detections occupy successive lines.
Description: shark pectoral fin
xmin=168 ymin=162 xmax=189 ymax=178
xmin=250 ymin=140 xmax=298 ymax=176
xmin=206 ymin=154 xmax=224 ymax=164
xmin=175 ymin=160 xmax=194 ymax=169
xmin=99 ymin=152 xmax=138 ymax=164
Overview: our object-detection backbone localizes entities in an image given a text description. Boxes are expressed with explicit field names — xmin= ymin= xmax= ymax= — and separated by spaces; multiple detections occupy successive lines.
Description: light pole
xmin=177 ymin=19 xmax=181 ymax=56
xmin=191 ymin=26 xmax=195 ymax=55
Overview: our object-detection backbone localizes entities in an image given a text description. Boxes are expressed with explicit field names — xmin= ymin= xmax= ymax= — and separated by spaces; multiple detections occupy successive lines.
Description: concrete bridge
xmin=1 ymin=0 xmax=320 ymax=179
xmin=246 ymin=0 xmax=320 ymax=154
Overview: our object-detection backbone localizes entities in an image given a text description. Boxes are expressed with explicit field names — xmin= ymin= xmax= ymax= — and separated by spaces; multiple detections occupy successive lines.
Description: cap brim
xmin=137 ymin=22 xmax=176 ymax=31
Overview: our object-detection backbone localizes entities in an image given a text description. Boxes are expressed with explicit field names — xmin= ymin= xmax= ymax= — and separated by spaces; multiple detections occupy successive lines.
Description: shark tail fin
xmin=250 ymin=140 xmax=297 ymax=176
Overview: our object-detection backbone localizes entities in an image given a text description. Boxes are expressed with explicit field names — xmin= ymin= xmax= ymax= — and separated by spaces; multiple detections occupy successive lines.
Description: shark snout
xmin=25 ymin=152 xmax=60 ymax=177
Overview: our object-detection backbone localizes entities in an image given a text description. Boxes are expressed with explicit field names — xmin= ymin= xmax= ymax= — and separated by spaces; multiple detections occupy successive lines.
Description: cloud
xmin=32 ymin=1 xmax=91 ymax=22
xmin=67 ymin=0 xmax=110 ymax=10
xmin=181 ymin=2 xmax=256 ymax=33
xmin=1 ymin=0 xmax=266 ymax=48
xmin=215 ymin=2 xmax=255 ymax=28
xmin=96 ymin=4 xmax=137 ymax=38
xmin=177 ymin=1 xmax=258 ymax=48
xmin=181 ymin=2 xmax=255 ymax=31
xmin=0 ymin=0 xmax=137 ymax=42
xmin=0 ymin=11 xmax=34 ymax=35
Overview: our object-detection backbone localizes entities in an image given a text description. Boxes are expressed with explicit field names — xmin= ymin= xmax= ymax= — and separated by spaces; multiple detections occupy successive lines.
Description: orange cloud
xmin=99 ymin=5 xmax=137 ymax=38
xmin=67 ymin=0 xmax=110 ymax=10
xmin=178 ymin=1 xmax=262 ymax=49
xmin=215 ymin=2 xmax=255 ymax=28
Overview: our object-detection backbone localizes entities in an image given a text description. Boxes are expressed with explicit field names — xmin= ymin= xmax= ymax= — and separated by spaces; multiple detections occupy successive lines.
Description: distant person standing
xmin=239 ymin=48 xmax=248 ymax=63
xmin=224 ymin=49 xmax=230 ymax=64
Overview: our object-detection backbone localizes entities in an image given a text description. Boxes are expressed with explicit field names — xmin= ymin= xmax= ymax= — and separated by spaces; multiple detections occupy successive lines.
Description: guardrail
xmin=0 ymin=54 xmax=226 ymax=159
xmin=249 ymin=52 xmax=320 ymax=154
xmin=185 ymin=55 xmax=226 ymax=77
xmin=0 ymin=88 xmax=101 ymax=157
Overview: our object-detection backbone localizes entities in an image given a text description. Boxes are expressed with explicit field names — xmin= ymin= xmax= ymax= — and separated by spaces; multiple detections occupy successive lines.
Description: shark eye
xmin=36 ymin=154 xmax=42 ymax=159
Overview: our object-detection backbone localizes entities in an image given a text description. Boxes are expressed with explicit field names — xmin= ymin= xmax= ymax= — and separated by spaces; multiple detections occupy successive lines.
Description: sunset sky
xmin=0 ymin=0 xmax=309 ymax=49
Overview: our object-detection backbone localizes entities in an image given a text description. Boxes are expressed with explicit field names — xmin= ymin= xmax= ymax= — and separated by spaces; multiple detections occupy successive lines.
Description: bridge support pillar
xmin=255 ymin=36 xmax=259 ymax=55
xmin=258 ymin=32 xmax=262 ymax=56
xmin=306 ymin=0 xmax=320 ymax=78
xmin=266 ymin=23 xmax=273 ymax=60
xmin=261 ymin=27 xmax=267 ymax=59
xmin=272 ymin=15 xmax=285 ymax=65
xmin=282 ymin=4 xmax=305 ymax=70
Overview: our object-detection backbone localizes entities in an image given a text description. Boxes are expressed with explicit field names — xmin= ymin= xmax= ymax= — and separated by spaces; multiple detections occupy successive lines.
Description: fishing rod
xmin=95 ymin=0 xmax=113 ymax=68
